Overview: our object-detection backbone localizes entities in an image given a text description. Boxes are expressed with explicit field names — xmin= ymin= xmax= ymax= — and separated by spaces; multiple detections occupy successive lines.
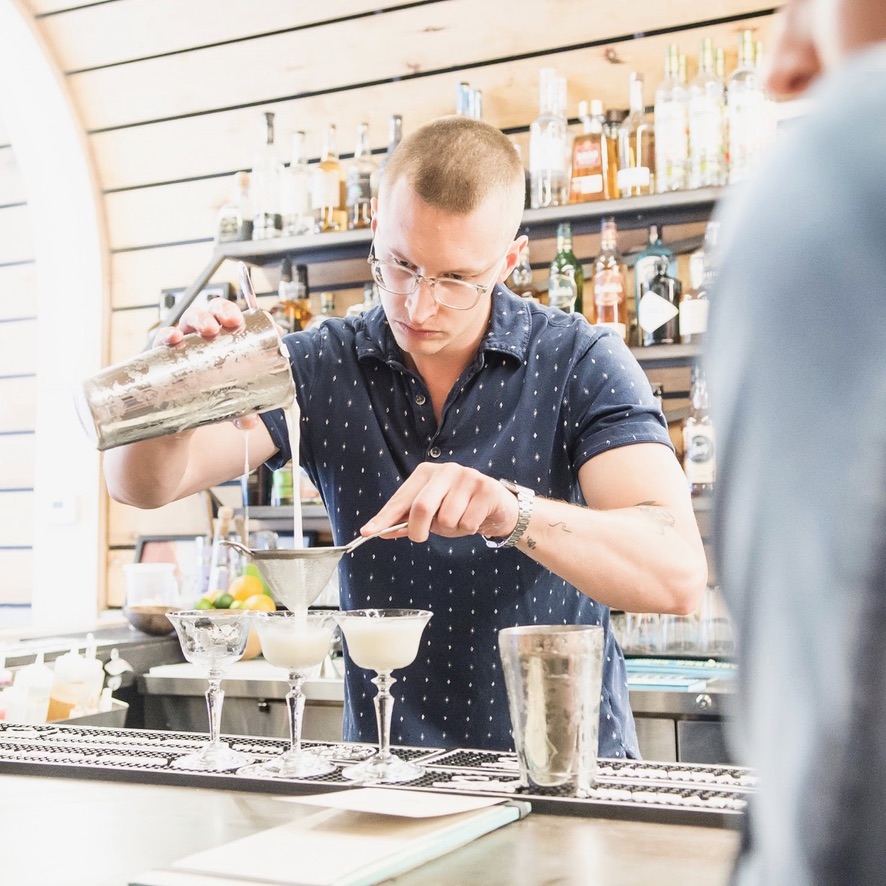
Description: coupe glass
xmin=166 ymin=610 xmax=255 ymax=771
xmin=237 ymin=611 xmax=336 ymax=779
xmin=333 ymin=608 xmax=432 ymax=784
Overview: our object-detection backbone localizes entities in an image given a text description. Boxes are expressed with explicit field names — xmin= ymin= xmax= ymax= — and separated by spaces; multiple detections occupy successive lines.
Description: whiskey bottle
xmin=251 ymin=111 xmax=283 ymax=240
xmin=270 ymin=257 xmax=312 ymax=333
xmin=569 ymin=99 xmax=607 ymax=203
xmin=549 ymin=222 xmax=584 ymax=314
xmin=592 ymin=218 xmax=628 ymax=339
xmin=633 ymin=225 xmax=677 ymax=344
xmin=654 ymin=44 xmax=689 ymax=193
xmin=727 ymin=29 xmax=768 ymax=184
xmin=311 ymin=123 xmax=343 ymax=233
xmin=281 ymin=130 xmax=312 ymax=237
xmin=617 ymin=72 xmax=655 ymax=197
xmin=374 ymin=113 xmax=402 ymax=196
xmin=529 ymin=68 xmax=569 ymax=208
xmin=688 ymin=38 xmax=726 ymax=189
xmin=216 ymin=171 xmax=253 ymax=243
xmin=683 ymin=362 xmax=716 ymax=496
xmin=346 ymin=122 xmax=376 ymax=230
xmin=638 ymin=255 xmax=681 ymax=346
xmin=602 ymin=109 xmax=625 ymax=201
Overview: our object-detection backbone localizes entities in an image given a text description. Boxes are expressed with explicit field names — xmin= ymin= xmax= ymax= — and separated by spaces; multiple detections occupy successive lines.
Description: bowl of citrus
xmin=194 ymin=572 xmax=276 ymax=660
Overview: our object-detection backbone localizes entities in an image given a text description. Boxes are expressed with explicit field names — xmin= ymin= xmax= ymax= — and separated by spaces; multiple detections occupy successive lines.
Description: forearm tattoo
xmin=634 ymin=501 xmax=676 ymax=535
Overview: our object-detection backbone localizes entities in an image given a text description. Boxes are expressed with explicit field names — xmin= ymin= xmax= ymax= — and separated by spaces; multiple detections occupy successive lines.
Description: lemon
xmin=243 ymin=593 xmax=276 ymax=612
xmin=227 ymin=574 xmax=265 ymax=602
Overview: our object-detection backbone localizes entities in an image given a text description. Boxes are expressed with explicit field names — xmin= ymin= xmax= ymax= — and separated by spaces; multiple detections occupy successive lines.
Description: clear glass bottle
xmin=679 ymin=220 xmax=718 ymax=345
xmin=654 ymin=44 xmax=689 ymax=193
xmin=592 ymin=218 xmax=628 ymax=340
xmin=633 ymin=225 xmax=678 ymax=345
xmin=251 ymin=111 xmax=283 ymax=240
xmin=602 ymin=109 xmax=625 ymax=201
xmin=270 ymin=257 xmax=312 ymax=333
xmin=549 ymin=221 xmax=584 ymax=314
xmin=638 ymin=255 xmax=681 ymax=346
xmin=569 ymin=99 xmax=607 ymax=203
xmin=311 ymin=123 xmax=342 ymax=233
xmin=688 ymin=38 xmax=726 ymax=189
xmin=529 ymin=68 xmax=569 ymax=208
xmin=346 ymin=282 xmax=381 ymax=317
xmin=215 ymin=171 xmax=253 ymax=243
xmin=306 ymin=291 xmax=336 ymax=328
xmin=727 ymin=29 xmax=768 ymax=184
xmin=617 ymin=72 xmax=655 ymax=198
xmin=374 ymin=113 xmax=402 ymax=197
xmin=346 ymin=122 xmax=376 ymax=230
xmin=281 ymin=130 xmax=312 ymax=237
xmin=683 ymin=362 xmax=716 ymax=496
xmin=509 ymin=231 xmax=536 ymax=299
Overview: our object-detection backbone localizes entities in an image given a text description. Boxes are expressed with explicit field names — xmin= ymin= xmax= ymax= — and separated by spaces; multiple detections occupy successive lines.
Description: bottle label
xmin=638 ymin=291 xmax=679 ymax=333
xmin=548 ymin=272 xmax=577 ymax=312
xmin=683 ymin=424 xmax=716 ymax=483
xmin=594 ymin=270 xmax=625 ymax=306
xmin=679 ymin=299 xmax=710 ymax=335
xmin=616 ymin=165 xmax=651 ymax=190
xmin=346 ymin=170 xmax=372 ymax=208
xmin=598 ymin=320 xmax=627 ymax=340
xmin=311 ymin=168 xmax=340 ymax=210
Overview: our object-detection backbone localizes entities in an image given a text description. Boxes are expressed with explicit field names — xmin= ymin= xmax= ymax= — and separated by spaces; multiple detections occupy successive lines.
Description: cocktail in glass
xmin=333 ymin=608 xmax=432 ymax=784
xmin=237 ymin=610 xmax=336 ymax=778
xmin=166 ymin=609 xmax=255 ymax=771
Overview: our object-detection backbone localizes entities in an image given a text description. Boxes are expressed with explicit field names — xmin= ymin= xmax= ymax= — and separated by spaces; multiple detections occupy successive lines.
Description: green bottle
xmin=548 ymin=222 xmax=584 ymax=315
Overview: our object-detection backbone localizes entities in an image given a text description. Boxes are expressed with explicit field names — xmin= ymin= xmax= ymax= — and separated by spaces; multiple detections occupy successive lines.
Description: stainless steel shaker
xmin=75 ymin=307 xmax=294 ymax=451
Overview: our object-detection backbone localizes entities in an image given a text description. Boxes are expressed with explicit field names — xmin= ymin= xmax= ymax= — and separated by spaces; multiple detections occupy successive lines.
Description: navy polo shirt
xmin=262 ymin=286 xmax=671 ymax=757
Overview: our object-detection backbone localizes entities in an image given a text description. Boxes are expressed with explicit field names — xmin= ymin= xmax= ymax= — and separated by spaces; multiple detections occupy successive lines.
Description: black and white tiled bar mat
xmin=0 ymin=722 xmax=756 ymax=829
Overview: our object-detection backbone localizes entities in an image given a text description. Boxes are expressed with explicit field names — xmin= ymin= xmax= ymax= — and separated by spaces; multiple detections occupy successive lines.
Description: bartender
xmin=105 ymin=116 xmax=706 ymax=758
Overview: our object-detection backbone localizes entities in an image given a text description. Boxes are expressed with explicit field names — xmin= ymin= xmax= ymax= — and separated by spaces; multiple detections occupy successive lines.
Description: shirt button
xmin=428 ymin=447 xmax=441 ymax=459
xmin=415 ymin=394 xmax=426 ymax=406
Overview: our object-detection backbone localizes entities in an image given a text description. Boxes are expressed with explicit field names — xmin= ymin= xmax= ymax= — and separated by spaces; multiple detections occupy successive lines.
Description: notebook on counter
xmin=130 ymin=789 xmax=530 ymax=886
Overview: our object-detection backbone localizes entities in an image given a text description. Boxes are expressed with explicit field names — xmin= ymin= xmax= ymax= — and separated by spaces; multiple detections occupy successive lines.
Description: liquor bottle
xmin=529 ymin=68 xmax=569 ymax=208
xmin=617 ymin=72 xmax=655 ymax=198
xmin=281 ymin=130 xmax=312 ymax=237
xmin=569 ymin=99 xmax=607 ymax=203
xmin=727 ymin=29 xmax=768 ymax=184
xmin=592 ymin=218 xmax=628 ymax=340
xmin=511 ymin=141 xmax=532 ymax=209
xmin=251 ymin=111 xmax=283 ymax=240
xmin=346 ymin=122 xmax=376 ymax=230
xmin=270 ymin=257 xmax=312 ymax=333
xmin=679 ymin=220 xmax=718 ymax=344
xmin=688 ymin=38 xmax=726 ymax=189
xmin=311 ymin=123 xmax=343 ymax=233
xmin=346 ymin=282 xmax=381 ymax=317
xmin=683 ymin=362 xmax=716 ymax=496
xmin=654 ymin=44 xmax=689 ymax=193
xmin=632 ymin=225 xmax=678 ymax=344
xmin=306 ymin=292 xmax=336 ymax=328
xmin=215 ymin=171 xmax=253 ymax=243
xmin=509 ymin=231 xmax=536 ymax=299
xmin=602 ymin=109 xmax=625 ymax=201
xmin=374 ymin=113 xmax=402 ymax=196
xmin=548 ymin=222 xmax=584 ymax=314
xmin=638 ymin=255 xmax=681 ymax=346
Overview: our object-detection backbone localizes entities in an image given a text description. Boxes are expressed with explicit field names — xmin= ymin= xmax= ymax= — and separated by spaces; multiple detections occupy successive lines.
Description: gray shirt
xmin=708 ymin=44 xmax=886 ymax=885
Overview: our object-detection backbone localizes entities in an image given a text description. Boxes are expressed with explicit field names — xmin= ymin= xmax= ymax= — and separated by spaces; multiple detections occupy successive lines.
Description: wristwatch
xmin=483 ymin=479 xmax=535 ymax=549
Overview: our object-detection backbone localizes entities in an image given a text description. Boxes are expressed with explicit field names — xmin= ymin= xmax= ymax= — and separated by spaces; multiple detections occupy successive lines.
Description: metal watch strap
xmin=483 ymin=479 xmax=535 ymax=549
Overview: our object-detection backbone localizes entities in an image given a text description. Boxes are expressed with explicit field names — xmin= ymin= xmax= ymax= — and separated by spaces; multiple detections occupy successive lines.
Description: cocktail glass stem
xmin=285 ymin=672 xmax=306 ymax=757
xmin=372 ymin=671 xmax=396 ymax=765
xmin=205 ymin=669 xmax=225 ymax=753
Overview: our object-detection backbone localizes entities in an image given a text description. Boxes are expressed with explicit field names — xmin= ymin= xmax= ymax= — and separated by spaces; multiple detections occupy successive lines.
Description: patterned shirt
xmin=262 ymin=286 xmax=671 ymax=757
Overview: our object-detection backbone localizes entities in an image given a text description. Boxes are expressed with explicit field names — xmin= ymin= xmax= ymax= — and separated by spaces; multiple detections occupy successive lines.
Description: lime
xmin=214 ymin=593 xmax=235 ymax=609
xmin=195 ymin=597 xmax=214 ymax=610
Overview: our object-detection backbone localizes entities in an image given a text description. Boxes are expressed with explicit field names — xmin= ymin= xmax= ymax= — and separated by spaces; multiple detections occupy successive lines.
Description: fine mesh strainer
xmin=222 ymin=522 xmax=407 ymax=612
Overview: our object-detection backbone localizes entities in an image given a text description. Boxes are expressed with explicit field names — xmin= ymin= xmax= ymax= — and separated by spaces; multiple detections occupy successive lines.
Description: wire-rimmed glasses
xmin=367 ymin=244 xmax=503 ymax=311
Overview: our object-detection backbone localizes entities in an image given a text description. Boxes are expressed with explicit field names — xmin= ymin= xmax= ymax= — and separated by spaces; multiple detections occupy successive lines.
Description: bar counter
xmin=1 ymin=771 xmax=740 ymax=885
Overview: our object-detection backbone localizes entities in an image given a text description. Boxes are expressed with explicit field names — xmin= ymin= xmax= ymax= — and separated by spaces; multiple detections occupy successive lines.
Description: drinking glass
xmin=237 ymin=611 xmax=336 ymax=779
xmin=333 ymin=608 xmax=432 ymax=784
xmin=166 ymin=610 xmax=255 ymax=771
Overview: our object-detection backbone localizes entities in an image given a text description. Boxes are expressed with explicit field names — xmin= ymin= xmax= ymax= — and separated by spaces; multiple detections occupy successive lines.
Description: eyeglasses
xmin=367 ymin=243 xmax=502 ymax=311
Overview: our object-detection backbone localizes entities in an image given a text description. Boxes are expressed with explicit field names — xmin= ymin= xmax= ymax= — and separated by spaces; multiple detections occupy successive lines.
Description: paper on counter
xmin=280 ymin=787 xmax=508 ymax=818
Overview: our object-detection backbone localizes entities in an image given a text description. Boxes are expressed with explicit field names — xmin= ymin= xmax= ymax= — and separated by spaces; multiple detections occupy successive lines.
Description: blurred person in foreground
xmin=105 ymin=116 xmax=706 ymax=757
xmin=708 ymin=0 xmax=886 ymax=882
